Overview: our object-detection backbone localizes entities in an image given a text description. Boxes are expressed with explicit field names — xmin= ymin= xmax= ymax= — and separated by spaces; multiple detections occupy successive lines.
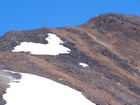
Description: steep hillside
xmin=0 ymin=13 xmax=140 ymax=105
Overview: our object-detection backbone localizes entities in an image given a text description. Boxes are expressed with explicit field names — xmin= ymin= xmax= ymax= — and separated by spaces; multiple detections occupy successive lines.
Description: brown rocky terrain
xmin=0 ymin=13 xmax=140 ymax=105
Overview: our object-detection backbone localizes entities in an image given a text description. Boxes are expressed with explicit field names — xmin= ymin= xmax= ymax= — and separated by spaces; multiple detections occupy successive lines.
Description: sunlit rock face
xmin=0 ymin=13 xmax=140 ymax=105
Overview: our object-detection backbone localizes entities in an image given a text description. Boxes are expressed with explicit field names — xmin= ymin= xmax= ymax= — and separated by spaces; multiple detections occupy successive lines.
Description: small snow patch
xmin=12 ymin=33 xmax=71 ymax=55
xmin=2 ymin=70 xmax=20 ymax=82
xmin=2 ymin=70 xmax=19 ymax=74
xmin=79 ymin=62 xmax=89 ymax=67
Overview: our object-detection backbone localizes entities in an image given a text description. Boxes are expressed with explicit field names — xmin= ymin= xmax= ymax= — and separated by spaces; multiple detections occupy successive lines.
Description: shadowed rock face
xmin=0 ymin=13 xmax=140 ymax=105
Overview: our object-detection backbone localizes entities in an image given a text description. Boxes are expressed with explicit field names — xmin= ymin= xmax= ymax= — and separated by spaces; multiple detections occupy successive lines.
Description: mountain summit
xmin=0 ymin=13 xmax=140 ymax=105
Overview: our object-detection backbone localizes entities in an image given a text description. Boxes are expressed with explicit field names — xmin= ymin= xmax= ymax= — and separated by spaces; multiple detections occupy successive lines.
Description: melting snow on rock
xmin=3 ymin=70 xmax=95 ymax=105
xmin=79 ymin=62 xmax=89 ymax=67
xmin=12 ymin=33 xmax=71 ymax=55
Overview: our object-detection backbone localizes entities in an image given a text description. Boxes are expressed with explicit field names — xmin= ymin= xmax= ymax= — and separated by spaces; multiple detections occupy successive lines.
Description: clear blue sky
xmin=0 ymin=0 xmax=140 ymax=36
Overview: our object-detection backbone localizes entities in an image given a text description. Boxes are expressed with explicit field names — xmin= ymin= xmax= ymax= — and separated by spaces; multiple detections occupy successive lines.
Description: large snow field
xmin=3 ymin=70 xmax=95 ymax=105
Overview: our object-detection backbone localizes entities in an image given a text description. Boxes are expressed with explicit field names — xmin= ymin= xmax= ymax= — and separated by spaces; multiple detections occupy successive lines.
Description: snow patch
xmin=2 ymin=70 xmax=19 ymax=74
xmin=3 ymin=71 xmax=95 ymax=105
xmin=79 ymin=62 xmax=89 ymax=67
xmin=2 ymin=70 xmax=20 ymax=82
xmin=12 ymin=33 xmax=71 ymax=55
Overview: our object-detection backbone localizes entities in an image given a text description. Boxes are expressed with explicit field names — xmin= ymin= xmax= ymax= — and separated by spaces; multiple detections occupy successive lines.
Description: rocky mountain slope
xmin=0 ymin=13 xmax=140 ymax=105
